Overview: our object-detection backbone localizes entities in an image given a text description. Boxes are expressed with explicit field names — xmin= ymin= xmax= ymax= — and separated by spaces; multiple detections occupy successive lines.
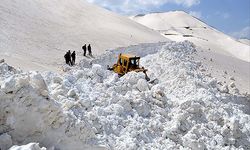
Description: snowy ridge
xmin=130 ymin=11 xmax=250 ymax=62
xmin=1 ymin=41 xmax=250 ymax=149
xmin=238 ymin=39 xmax=250 ymax=46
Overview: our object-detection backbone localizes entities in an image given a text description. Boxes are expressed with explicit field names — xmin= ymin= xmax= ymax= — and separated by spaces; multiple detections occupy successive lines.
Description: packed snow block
xmin=1 ymin=74 xmax=29 ymax=94
xmin=104 ymin=104 xmax=125 ymax=116
xmin=151 ymin=85 xmax=166 ymax=100
xmin=89 ymin=64 xmax=106 ymax=83
xmin=219 ymin=84 xmax=229 ymax=93
xmin=16 ymin=75 xmax=30 ymax=89
xmin=117 ymin=98 xmax=132 ymax=112
xmin=136 ymin=79 xmax=149 ymax=92
xmin=163 ymin=122 xmax=180 ymax=142
xmin=92 ymin=64 xmax=105 ymax=76
xmin=182 ymin=133 xmax=205 ymax=150
xmin=1 ymin=76 xmax=17 ymax=93
xmin=0 ymin=63 xmax=19 ymax=76
xmin=230 ymin=82 xmax=236 ymax=88
xmin=0 ymin=63 xmax=9 ymax=74
xmin=232 ymin=88 xmax=240 ymax=94
xmin=0 ymin=58 xmax=4 ymax=63
xmin=67 ymin=89 xmax=77 ymax=98
xmin=74 ymin=70 xmax=85 ymax=80
xmin=103 ymin=73 xmax=119 ymax=85
xmin=62 ymin=65 xmax=71 ymax=72
xmin=79 ymin=59 xmax=92 ymax=69
xmin=9 ymin=143 xmax=46 ymax=150
xmin=134 ymin=99 xmax=150 ymax=117
xmin=206 ymin=109 xmax=224 ymax=123
xmin=0 ymin=133 xmax=12 ymax=150
xmin=64 ymin=75 xmax=77 ymax=85
xmin=121 ymin=72 xmax=145 ymax=85
xmin=223 ymin=118 xmax=241 ymax=139
xmin=53 ymin=76 xmax=63 ymax=84
xmin=30 ymin=72 xmax=48 ymax=97
xmin=79 ymin=98 xmax=92 ymax=109
xmin=50 ymin=87 xmax=66 ymax=100
xmin=186 ymin=102 xmax=203 ymax=114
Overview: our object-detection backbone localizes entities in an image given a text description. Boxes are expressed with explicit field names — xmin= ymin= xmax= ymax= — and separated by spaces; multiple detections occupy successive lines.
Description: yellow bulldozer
xmin=108 ymin=53 xmax=150 ymax=81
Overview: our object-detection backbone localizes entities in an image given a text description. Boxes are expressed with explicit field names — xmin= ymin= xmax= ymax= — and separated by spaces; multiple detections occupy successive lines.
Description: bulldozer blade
xmin=148 ymin=78 xmax=159 ymax=84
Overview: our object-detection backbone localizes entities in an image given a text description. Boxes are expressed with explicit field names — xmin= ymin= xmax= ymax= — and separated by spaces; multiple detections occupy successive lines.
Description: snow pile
xmin=1 ymin=41 xmax=250 ymax=149
xmin=0 ymin=64 xmax=104 ymax=150
xmin=9 ymin=143 xmax=46 ymax=150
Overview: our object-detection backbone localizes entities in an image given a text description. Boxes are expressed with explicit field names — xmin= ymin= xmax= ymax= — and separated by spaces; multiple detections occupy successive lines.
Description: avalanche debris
xmin=0 ymin=41 xmax=249 ymax=150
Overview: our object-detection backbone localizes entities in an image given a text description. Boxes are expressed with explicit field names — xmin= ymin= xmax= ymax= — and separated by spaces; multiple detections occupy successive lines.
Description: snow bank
xmin=9 ymin=143 xmax=46 ymax=150
xmin=79 ymin=42 xmax=168 ymax=69
xmin=1 ymin=41 xmax=250 ymax=149
xmin=0 ymin=65 xmax=104 ymax=150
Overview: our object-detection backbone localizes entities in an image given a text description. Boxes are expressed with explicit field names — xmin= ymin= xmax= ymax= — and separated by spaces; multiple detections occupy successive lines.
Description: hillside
xmin=130 ymin=11 xmax=250 ymax=62
xmin=0 ymin=0 xmax=166 ymax=71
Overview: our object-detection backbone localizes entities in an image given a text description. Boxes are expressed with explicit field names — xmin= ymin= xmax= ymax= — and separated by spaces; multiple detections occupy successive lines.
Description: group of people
xmin=64 ymin=50 xmax=76 ymax=66
xmin=82 ymin=44 xmax=92 ymax=56
xmin=63 ymin=44 xmax=93 ymax=66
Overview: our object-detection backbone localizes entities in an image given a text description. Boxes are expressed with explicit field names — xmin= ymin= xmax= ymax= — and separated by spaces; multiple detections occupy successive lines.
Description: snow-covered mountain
xmin=1 ymin=3 xmax=250 ymax=150
xmin=0 ymin=0 xmax=166 ymax=71
xmin=239 ymin=39 xmax=250 ymax=46
xmin=130 ymin=11 xmax=250 ymax=62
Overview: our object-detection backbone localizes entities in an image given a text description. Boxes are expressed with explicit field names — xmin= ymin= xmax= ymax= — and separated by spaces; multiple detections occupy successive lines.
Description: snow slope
xmin=1 ymin=41 xmax=250 ymax=149
xmin=0 ymin=0 xmax=166 ymax=71
xmin=239 ymin=39 xmax=250 ymax=46
xmin=130 ymin=11 xmax=250 ymax=62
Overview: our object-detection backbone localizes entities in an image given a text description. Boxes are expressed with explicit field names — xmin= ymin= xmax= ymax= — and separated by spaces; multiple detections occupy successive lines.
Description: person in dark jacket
xmin=82 ymin=44 xmax=87 ymax=56
xmin=71 ymin=51 xmax=76 ymax=65
xmin=64 ymin=52 xmax=68 ymax=64
xmin=87 ymin=44 xmax=92 ymax=56
xmin=67 ymin=50 xmax=72 ymax=66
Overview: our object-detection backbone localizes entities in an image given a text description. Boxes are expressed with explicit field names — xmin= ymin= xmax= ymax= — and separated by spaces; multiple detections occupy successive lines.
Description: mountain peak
xmin=130 ymin=11 xmax=250 ymax=62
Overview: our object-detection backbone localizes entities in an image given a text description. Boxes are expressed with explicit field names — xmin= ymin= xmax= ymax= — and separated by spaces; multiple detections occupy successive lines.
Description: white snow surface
xmin=0 ymin=0 xmax=166 ymax=71
xmin=9 ymin=143 xmax=46 ymax=150
xmin=130 ymin=11 xmax=250 ymax=62
xmin=238 ymin=39 xmax=250 ymax=46
xmin=1 ymin=41 xmax=250 ymax=150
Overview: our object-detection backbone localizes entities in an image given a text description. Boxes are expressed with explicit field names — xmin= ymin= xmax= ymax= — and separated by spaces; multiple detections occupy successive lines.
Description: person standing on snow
xmin=82 ymin=44 xmax=87 ymax=56
xmin=64 ymin=52 xmax=68 ymax=64
xmin=71 ymin=51 xmax=76 ymax=65
xmin=67 ymin=50 xmax=72 ymax=66
xmin=87 ymin=44 xmax=92 ymax=56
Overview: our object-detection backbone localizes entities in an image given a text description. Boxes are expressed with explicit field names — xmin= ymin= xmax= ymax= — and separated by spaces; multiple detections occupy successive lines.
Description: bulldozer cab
xmin=115 ymin=54 xmax=140 ymax=75
xmin=109 ymin=53 xmax=150 ymax=81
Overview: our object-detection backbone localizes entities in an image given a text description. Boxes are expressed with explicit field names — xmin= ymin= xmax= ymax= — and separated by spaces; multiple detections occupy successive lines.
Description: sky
xmin=86 ymin=0 xmax=250 ymax=39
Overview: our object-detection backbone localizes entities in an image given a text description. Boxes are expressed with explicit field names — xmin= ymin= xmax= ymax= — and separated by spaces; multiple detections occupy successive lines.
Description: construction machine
xmin=108 ymin=53 xmax=150 ymax=81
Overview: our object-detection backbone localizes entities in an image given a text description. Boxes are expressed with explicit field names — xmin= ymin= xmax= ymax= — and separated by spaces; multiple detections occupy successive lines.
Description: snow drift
xmin=1 ymin=41 xmax=250 ymax=149
xmin=130 ymin=11 xmax=250 ymax=62
xmin=0 ymin=0 xmax=166 ymax=71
